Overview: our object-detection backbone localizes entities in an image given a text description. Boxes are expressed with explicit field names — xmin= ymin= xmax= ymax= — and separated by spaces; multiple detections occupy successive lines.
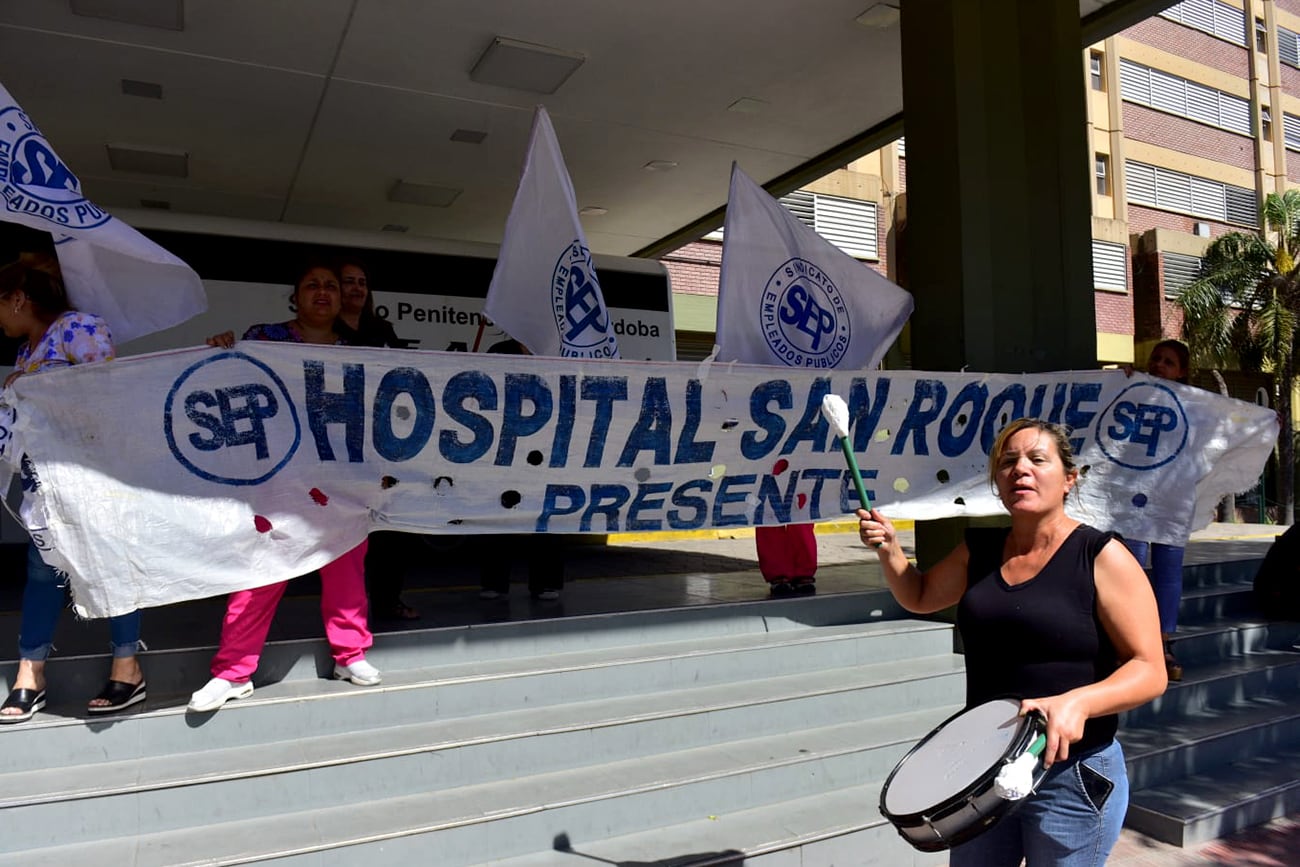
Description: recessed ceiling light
xmin=855 ymin=3 xmax=900 ymax=29
xmin=469 ymin=37 xmax=585 ymax=94
xmin=381 ymin=224 xmax=410 ymax=233
xmin=106 ymin=143 xmax=188 ymax=178
xmin=388 ymin=180 xmax=461 ymax=208
xmin=450 ymin=129 xmax=488 ymax=145
xmin=121 ymin=79 xmax=163 ymax=100
xmin=727 ymin=98 xmax=768 ymax=114
xmin=643 ymin=160 xmax=678 ymax=172
xmin=72 ymin=0 xmax=184 ymax=31
xmin=579 ymin=206 xmax=608 ymax=216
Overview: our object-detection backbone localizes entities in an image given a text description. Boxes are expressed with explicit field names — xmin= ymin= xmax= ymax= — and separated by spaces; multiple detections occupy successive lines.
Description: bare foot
xmin=86 ymin=657 xmax=144 ymax=709
xmin=1 ymin=660 xmax=46 ymax=717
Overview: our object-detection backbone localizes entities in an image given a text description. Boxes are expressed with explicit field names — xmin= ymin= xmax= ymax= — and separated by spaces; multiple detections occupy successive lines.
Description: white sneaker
xmin=334 ymin=658 xmax=382 ymax=686
xmin=188 ymin=677 xmax=253 ymax=712
xmin=479 ymin=589 xmax=503 ymax=600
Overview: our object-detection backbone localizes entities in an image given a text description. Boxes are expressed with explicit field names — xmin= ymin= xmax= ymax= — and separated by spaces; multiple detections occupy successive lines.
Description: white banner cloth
xmin=0 ymin=83 xmax=206 ymax=343
xmin=714 ymin=163 xmax=913 ymax=369
xmin=1 ymin=346 xmax=1276 ymax=617
xmin=483 ymin=106 xmax=619 ymax=359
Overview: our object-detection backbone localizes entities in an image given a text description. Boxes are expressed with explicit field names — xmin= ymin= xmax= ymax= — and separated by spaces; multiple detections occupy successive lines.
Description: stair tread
xmin=479 ymin=781 xmax=902 ymax=867
xmin=8 ymin=618 xmax=953 ymax=731
xmin=0 ymin=653 xmax=966 ymax=807
xmin=1151 ymin=647 xmax=1300 ymax=687
xmin=1121 ymin=693 xmax=1300 ymax=758
xmin=1128 ymin=746 xmax=1300 ymax=821
xmin=6 ymin=707 xmax=962 ymax=867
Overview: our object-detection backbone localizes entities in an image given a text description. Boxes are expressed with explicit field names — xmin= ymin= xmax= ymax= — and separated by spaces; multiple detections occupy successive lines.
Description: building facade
xmin=662 ymin=0 xmax=1292 ymax=409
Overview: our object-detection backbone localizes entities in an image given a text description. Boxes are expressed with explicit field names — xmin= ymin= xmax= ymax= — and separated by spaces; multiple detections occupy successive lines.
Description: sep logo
xmin=164 ymin=352 xmax=301 ymax=486
xmin=759 ymin=258 xmax=850 ymax=368
xmin=0 ymin=105 xmax=110 ymax=230
xmin=552 ymin=241 xmax=618 ymax=358
xmin=1097 ymin=381 xmax=1188 ymax=470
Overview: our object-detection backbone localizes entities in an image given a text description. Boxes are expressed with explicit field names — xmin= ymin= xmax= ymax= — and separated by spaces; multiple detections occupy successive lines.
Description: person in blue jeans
xmin=859 ymin=418 xmax=1166 ymax=865
xmin=1124 ymin=338 xmax=1193 ymax=681
xmin=0 ymin=258 xmax=145 ymax=723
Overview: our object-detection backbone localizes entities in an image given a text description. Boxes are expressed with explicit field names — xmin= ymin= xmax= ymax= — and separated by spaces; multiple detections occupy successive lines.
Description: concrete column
xmin=899 ymin=0 xmax=1097 ymax=565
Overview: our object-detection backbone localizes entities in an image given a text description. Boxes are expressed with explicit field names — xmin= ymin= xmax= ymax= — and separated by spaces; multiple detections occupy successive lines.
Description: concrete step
xmin=0 ymin=661 xmax=966 ymax=848
xmin=2 ymin=707 xmax=962 ymax=867
xmin=1165 ymin=618 xmax=1300 ymax=665
xmin=0 ymin=618 xmax=959 ymax=774
xmin=1179 ymin=558 xmax=1263 ymax=592
xmin=1175 ymin=582 xmax=1262 ymax=626
xmin=1125 ymin=746 xmax=1300 ymax=848
xmin=1122 ymin=692 xmax=1300 ymax=790
xmin=0 ymin=590 xmax=910 ymax=702
xmin=479 ymin=782 xmax=947 ymax=867
xmin=1120 ymin=648 xmax=1300 ymax=726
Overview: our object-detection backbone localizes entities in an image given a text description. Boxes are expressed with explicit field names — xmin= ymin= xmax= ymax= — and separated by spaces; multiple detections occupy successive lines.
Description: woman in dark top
xmin=858 ymin=418 xmax=1166 ymax=866
xmin=333 ymin=258 xmax=419 ymax=621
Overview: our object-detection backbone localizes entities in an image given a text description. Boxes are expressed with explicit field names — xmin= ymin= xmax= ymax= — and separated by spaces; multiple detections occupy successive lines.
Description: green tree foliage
xmin=1175 ymin=190 xmax=1296 ymax=526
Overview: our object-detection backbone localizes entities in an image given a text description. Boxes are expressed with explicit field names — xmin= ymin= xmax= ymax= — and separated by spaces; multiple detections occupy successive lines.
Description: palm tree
xmin=1175 ymin=189 xmax=1298 ymax=526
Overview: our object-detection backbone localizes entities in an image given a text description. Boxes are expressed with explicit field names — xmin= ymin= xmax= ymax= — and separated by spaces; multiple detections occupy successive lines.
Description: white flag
xmin=484 ymin=106 xmax=619 ymax=359
xmin=715 ymin=163 xmax=913 ymax=369
xmin=0 ymin=82 xmax=206 ymax=343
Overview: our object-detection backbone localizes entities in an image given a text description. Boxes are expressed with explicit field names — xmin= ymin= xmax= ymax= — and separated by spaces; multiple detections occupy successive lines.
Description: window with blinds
xmin=1160 ymin=0 xmax=1248 ymax=45
xmin=1118 ymin=59 xmax=1251 ymax=135
xmin=896 ymin=137 xmax=906 ymax=157
xmin=1125 ymin=160 xmax=1258 ymax=227
xmin=1162 ymin=252 xmax=1203 ymax=298
xmin=1092 ymin=241 xmax=1128 ymax=292
xmin=777 ymin=191 xmax=879 ymax=260
xmin=1285 ymin=113 xmax=1300 ymax=151
xmin=1280 ymin=26 xmax=1300 ymax=68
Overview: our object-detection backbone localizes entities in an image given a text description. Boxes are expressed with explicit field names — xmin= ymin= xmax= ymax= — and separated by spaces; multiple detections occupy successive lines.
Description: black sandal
xmin=87 ymin=680 xmax=147 ymax=715
xmin=0 ymin=687 xmax=46 ymax=724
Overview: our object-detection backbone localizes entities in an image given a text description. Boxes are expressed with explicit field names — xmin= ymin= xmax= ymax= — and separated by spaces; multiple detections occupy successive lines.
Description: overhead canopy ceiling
xmin=0 ymin=0 xmax=1161 ymax=258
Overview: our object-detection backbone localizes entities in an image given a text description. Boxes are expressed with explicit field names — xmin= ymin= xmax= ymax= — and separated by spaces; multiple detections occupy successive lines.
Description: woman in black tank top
xmin=858 ymin=418 xmax=1167 ymax=866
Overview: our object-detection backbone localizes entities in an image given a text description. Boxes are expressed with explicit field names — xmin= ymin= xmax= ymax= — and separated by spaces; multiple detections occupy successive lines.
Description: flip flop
xmin=87 ymin=680 xmax=147 ymax=715
xmin=0 ymin=687 xmax=47 ymax=724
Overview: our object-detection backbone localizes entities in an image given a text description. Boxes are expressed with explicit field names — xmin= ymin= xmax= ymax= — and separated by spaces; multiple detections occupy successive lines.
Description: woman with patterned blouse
xmin=0 ymin=258 xmax=146 ymax=723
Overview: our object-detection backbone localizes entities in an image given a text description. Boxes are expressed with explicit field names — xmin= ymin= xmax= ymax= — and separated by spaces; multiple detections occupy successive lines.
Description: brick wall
xmin=1277 ymin=0 xmax=1300 ymax=17
xmin=1123 ymin=16 xmax=1250 ymax=78
xmin=1095 ymin=289 xmax=1134 ymax=334
xmin=1123 ymin=104 xmax=1256 ymax=171
xmin=898 ymin=157 xmax=907 ymax=193
xmin=1131 ymin=247 xmax=1190 ymax=343
xmin=661 ymin=241 xmax=721 ymax=295
xmin=1289 ymin=154 xmax=1300 ymax=183
xmin=1127 ymin=203 xmax=1241 ymax=238
xmin=1282 ymin=64 xmax=1300 ymax=98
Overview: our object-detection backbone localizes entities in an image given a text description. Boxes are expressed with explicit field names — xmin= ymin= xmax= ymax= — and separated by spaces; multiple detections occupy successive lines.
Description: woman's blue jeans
xmin=18 ymin=543 xmax=141 ymax=661
xmin=1125 ymin=540 xmax=1185 ymax=633
xmin=949 ymin=738 xmax=1129 ymax=867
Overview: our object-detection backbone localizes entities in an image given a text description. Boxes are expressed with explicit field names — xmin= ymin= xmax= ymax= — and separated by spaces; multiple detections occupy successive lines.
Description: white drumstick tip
xmin=821 ymin=394 xmax=850 ymax=440
xmin=993 ymin=751 xmax=1038 ymax=800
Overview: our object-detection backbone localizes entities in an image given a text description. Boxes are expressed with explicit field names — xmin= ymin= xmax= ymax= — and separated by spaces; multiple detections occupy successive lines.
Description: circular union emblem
xmin=759 ymin=257 xmax=851 ymax=368
xmin=0 ymin=106 xmax=109 ymax=229
xmin=164 ymin=352 xmax=301 ymax=486
xmin=1096 ymin=381 xmax=1189 ymax=471
xmin=552 ymin=241 xmax=617 ymax=358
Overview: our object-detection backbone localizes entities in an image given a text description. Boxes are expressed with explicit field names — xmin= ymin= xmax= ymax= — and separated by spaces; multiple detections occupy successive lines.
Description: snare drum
xmin=880 ymin=698 xmax=1047 ymax=852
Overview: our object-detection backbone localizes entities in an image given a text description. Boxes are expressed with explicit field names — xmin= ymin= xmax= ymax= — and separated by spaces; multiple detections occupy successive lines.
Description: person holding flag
xmin=474 ymin=105 xmax=620 ymax=598
xmin=483 ymin=106 xmax=618 ymax=360
xmin=0 ymin=82 xmax=206 ymax=344
xmin=713 ymin=164 xmax=912 ymax=597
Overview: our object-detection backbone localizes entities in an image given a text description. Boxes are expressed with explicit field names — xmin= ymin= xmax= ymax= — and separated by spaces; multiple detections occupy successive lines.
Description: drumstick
xmin=821 ymin=394 xmax=880 ymax=546
xmin=994 ymin=733 xmax=1048 ymax=800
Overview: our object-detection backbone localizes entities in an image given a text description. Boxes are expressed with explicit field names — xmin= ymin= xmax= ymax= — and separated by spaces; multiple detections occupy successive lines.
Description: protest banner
xmin=1 ymin=345 xmax=1277 ymax=617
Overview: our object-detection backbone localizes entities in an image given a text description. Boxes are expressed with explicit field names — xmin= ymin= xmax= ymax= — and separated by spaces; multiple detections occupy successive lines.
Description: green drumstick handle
xmin=839 ymin=436 xmax=872 ymax=512
xmin=1027 ymin=733 xmax=1047 ymax=757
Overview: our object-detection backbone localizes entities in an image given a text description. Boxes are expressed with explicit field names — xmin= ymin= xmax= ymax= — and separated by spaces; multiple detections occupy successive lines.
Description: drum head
xmin=883 ymin=698 xmax=1027 ymax=817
